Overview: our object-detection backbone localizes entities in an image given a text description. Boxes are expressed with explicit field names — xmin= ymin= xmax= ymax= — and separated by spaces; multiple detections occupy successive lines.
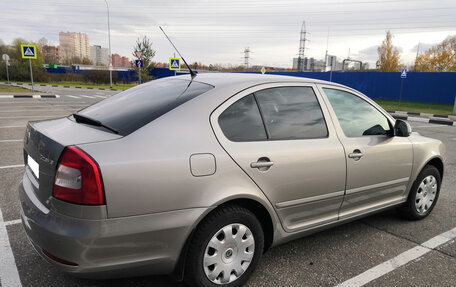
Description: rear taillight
xmin=53 ymin=146 xmax=105 ymax=205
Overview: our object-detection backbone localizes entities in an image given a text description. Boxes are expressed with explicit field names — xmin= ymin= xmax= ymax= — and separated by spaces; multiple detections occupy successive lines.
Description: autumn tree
xmin=132 ymin=36 xmax=156 ymax=83
xmin=415 ymin=36 xmax=456 ymax=72
xmin=376 ymin=31 xmax=401 ymax=72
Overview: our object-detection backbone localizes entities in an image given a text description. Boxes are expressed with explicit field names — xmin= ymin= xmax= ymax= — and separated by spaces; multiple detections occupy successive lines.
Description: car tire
xmin=184 ymin=205 xmax=264 ymax=287
xmin=398 ymin=165 xmax=441 ymax=220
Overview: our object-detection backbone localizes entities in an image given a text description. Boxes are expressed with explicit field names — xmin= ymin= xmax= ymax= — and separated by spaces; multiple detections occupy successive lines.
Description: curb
xmin=391 ymin=114 xmax=456 ymax=126
xmin=4 ymin=82 xmax=118 ymax=91
xmin=387 ymin=110 xmax=456 ymax=120
xmin=0 ymin=95 xmax=60 ymax=99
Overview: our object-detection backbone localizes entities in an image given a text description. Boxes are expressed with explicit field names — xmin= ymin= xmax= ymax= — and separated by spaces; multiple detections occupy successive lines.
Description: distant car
xmin=20 ymin=74 xmax=445 ymax=286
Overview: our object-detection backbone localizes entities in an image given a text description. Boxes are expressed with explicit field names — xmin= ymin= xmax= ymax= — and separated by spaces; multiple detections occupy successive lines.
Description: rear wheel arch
xmin=173 ymin=198 xmax=275 ymax=281
xmin=216 ymin=198 xmax=274 ymax=252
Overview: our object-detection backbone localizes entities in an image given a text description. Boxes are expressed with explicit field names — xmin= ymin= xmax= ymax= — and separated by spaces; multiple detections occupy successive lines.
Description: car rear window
xmin=76 ymin=79 xmax=214 ymax=136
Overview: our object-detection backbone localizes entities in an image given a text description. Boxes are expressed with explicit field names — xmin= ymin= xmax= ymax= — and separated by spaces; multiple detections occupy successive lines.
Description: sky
xmin=0 ymin=0 xmax=455 ymax=68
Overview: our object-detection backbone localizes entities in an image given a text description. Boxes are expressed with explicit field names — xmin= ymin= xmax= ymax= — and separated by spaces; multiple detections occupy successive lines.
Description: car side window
xmin=323 ymin=88 xmax=391 ymax=137
xmin=218 ymin=94 xmax=267 ymax=142
xmin=254 ymin=87 xmax=328 ymax=140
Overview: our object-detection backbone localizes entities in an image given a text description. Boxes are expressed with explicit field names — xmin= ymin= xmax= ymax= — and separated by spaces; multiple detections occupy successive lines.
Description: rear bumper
xmin=19 ymin=173 xmax=208 ymax=278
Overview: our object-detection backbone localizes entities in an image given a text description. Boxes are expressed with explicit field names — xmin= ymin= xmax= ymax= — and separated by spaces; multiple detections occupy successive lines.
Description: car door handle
xmin=348 ymin=149 xmax=363 ymax=159
xmin=250 ymin=157 xmax=274 ymax=170
xmin=250 ymin=161 xmax=274 ymax=168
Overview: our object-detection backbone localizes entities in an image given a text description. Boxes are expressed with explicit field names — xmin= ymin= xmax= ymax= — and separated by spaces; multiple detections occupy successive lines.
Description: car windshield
xmin=75 ymin=79 xmax=214 ymax=136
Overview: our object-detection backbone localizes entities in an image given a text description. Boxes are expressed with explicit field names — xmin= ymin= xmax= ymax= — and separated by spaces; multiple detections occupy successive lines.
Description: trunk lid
xmin=23 ymin=117 xmax=122 ymax=207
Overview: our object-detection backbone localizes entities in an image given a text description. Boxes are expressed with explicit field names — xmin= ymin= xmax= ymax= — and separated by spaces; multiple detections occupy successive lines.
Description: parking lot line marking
xmin=66 ymin=95 xmax=81 ymax=98
xmin=337 ymin=226 xmax=456 ymax=287
xmin=0 ymin=109 xmax=79 ymax=113
xmin=4 ymin=219 xmax=21 ymax=227
xmin=0 ymin=139 xmax=22 ymax=143
xmin=0 ymin=105 xmax=86 ymax=108
xmin=0 ymin=164 xmax=24 ymax=169
xmin=0 ymin=115 xmax=69 ymax=119
xmin=0 ymin=126 xmax=23 ymax=129
xmin=0 ymin=207 xmax=23 ymax=287
xmin=81 ymin=95 xmax=95 ymax=99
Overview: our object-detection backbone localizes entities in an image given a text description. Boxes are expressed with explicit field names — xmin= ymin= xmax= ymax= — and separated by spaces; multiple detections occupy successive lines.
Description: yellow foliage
xmin=415 ymin=36 xmax=456 ymax=72
xmin=376 ymin=31 xmax=401 ymax=72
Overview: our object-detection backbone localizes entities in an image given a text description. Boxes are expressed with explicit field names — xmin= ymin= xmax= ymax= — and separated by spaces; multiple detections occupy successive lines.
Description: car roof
xmin=173 ymin=72 xmax=345 ymax=90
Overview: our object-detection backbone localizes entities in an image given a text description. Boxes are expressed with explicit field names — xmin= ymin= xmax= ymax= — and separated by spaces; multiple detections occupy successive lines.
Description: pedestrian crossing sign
xmin=169 ymin=58 xmax=181 ymax=71
xmin=21 ymin=44 xmax=37 ymax=59
xmin=401 ymin=68 xmax=407 ymax=78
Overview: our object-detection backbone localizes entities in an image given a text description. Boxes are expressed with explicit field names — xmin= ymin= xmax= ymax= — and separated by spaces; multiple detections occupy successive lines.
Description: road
xmin=0 ymin=86 xmax=455 ymax=287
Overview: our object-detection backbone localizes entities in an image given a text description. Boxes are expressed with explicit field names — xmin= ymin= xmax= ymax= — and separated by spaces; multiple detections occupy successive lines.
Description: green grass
xmin=14 ymin=81 xmax=136 ymax=90
xmin=375 ymin=99 xmax=453 ymax=115
xmin=0 ymin=84 xmax=32 ymax=93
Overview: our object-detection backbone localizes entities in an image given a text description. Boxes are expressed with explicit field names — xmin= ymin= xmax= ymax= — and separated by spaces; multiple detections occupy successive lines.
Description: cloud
xmin=352 ymin=45 xmax=378 ymax=65
xmin=1 ymin=0 xmax=455 ymax=67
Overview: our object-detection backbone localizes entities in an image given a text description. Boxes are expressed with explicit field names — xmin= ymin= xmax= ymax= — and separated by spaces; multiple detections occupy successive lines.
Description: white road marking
xmin=0 ymin=95 xmax=13 ymax=98
xmin=80 ymin=95 xmax=95 ymax=99
xmin=0 ymin=109 xmax=78 ymax=113
xmin=337 ymin=226 xmax=456 ymax=287
xmin=0 ymin=164 xmax=24 ymax=169
xmin=53 ymin=104 xmax=87 ymax=106
xmin=0 ymin=207 xmax=22 ymax=287
xmin=0 ymin=139 xmax=22 ymax=143
xmin=0 ymin=126 xmax=24 ymax=128
xmin=4 ymin=219 xmax=21 ymax=227
xmin=66 ymin=95 xmax=80 ymax=99
xmin=0 ymin=115 xmax=69 ymax=119
xmin=0 ymin=104 xmax=86 ymax=107
xmin=414 ymin=124 xmax=448 ymax=128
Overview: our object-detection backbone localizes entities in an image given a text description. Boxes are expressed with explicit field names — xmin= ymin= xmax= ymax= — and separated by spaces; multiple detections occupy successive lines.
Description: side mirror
xmin=394 ymin=119 xmax=412 ymax=137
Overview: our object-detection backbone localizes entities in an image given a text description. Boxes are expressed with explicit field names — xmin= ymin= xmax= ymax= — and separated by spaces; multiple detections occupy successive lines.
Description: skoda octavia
xmin=19 ymin=74 xmax=445 ymax=287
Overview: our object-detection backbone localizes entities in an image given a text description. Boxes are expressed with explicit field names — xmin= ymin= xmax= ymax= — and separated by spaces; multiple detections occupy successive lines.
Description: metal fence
xmin=264 ymin=71 xmax=456 ymax=105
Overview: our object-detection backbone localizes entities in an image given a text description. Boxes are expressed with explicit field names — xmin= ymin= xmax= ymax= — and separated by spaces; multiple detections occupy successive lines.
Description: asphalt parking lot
xmin=0 ymin=86 xmax=455 ymax=287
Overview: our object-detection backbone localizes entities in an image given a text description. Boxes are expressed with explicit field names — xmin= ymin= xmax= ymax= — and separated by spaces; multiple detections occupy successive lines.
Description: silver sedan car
xmin=19 ymin=74 xmax=445 ymax=286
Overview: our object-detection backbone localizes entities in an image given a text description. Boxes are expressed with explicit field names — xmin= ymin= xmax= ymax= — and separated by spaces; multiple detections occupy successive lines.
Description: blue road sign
xmin=401 ymin=68 xmax=407 ymax=78
xmin=169 ymin=58 xmax=181 ymax=70
xmin=21 ymin=44 xmax=37 ymax=59
xmin=135 ymin=60 xmax=143 ymax=68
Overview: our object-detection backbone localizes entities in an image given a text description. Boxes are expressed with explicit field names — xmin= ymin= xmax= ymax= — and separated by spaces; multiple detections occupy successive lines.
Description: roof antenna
xmin=159 ymin=26 xmax=196 ymax=79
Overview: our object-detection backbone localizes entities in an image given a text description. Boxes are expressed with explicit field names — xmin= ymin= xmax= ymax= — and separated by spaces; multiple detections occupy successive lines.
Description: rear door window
xmin=218 ymin=86 xmax=328 ymax=142
xmin=255 ymin=87 xmax=328 ymax=140
xmin=218 ymin=94 xmax=267 ymax=142
xmin=76 ymin=79 xmax=213 ymax=135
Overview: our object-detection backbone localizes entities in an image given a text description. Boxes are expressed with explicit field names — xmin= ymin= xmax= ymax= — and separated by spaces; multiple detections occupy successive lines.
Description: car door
xmin=318 ymin=85 xmax=413 ymax=219
xmin=211 ymin=83 xmax=346 ymax=231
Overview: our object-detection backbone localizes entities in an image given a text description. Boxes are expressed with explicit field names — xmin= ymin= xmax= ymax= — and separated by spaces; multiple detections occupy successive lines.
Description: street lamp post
xmin=104 ymin=0 xmax=112 ymax=89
